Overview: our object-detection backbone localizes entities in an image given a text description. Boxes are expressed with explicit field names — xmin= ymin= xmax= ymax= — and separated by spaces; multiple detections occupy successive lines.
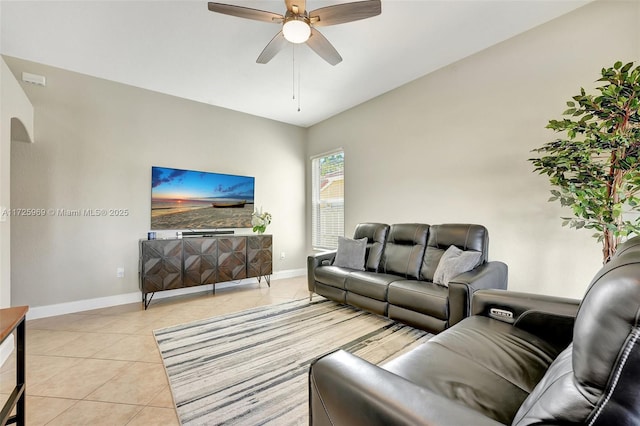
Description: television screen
xmin=151 ymin=166 xmax=255 ymax=230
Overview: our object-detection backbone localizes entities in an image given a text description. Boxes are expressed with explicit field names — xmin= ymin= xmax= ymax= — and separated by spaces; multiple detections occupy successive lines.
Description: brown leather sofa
xmin=308 ymin=237 xmax=640 ymax=425
xmin=307 ymin=223 xmax=508 ymax=333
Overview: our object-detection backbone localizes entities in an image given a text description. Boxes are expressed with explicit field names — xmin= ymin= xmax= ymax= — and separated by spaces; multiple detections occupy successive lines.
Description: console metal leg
xmin=256 ymin=275 xmax=271 ymax=287
xmin=143 ymin=292 xmax=155 ymax=310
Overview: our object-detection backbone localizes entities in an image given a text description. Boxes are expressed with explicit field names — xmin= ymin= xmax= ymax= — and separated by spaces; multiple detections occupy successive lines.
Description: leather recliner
xmin=309 ymin=236 xmax=640 ymax=425
xmin=387 ymin=223 xmax=494 ymax=331
xmin=345 ymin=223 xmax=430 ymax=316
xmin=310 ymin=222 xmax=390 ymax=304
xmin=308 ymin=222 xmax=508 ymax=333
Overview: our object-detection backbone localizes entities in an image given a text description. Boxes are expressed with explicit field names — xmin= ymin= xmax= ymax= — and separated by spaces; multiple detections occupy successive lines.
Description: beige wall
xmin=0 ymin=57 xmax=34 ymax=308
xmin=4 ymin=0 xmax=640 ymax=311
xmin=307 ymin=0 xmax=640 ymax=299
xmin=6 ymin=57 xmax=306 ymax=309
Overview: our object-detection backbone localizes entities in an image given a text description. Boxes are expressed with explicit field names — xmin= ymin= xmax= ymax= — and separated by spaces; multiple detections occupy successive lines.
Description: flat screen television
xmin=151 ymin=166 xmax=255 ymax=230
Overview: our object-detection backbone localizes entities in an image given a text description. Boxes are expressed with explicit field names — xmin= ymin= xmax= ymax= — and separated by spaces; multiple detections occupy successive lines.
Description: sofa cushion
xmin=353 ymin=223 xmax=390 ymax=272
xmin=345 ymin=271 xmax=401 ymax=301
xmin=381 ymin=224 xmax=429 ymax=279
xmin=421 ymin=224 xmax=488 ymax=281
xmin=314 ymin=282 xmax=347 ymax=304
xmin=432 ymin=245 xmax=482 ymax=286
xmin=381 ymin=316 xmax=561 ymax=424
xmin=511 ymin=345 xmax=585 ymax=425
xmin=387 ymin=305 xmax=448 ymax=333
xmin=387 ymin=280 xmax=449 ymax=320
xmin=314 ymin=266 xmax=353 ymax=290
xmin=333 ymin=236 xmax=367 ymax=271
xmin=346 ymin=293 xmax=388 ymax=316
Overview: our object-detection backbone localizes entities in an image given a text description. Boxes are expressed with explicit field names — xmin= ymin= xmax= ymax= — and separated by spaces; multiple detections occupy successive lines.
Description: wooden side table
xmin=0 ymin=306 xmax=28 ymax=426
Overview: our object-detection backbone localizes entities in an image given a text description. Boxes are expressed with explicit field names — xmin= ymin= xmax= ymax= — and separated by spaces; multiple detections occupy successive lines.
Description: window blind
xmin=311 ymin=150 xmax=344 ymax=249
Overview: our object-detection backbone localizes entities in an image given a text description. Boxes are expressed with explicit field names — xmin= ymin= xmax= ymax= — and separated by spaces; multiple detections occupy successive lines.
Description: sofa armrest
xmin=450 ymin=261 xmax=508 ymax=291
xmin=447 ymin=261 xmax=508 ymax=326
xmin=307 ymin=251 xmax=337 ymax=292
xmin=471 ymin=289 xmax=580 ymax=350
xmin=309 ymin=349 xmax=504 ymax=426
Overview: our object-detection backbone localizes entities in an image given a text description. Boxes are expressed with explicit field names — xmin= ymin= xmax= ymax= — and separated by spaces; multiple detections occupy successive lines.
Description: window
xmin=311 ymin=150 xmax=344 ymax=249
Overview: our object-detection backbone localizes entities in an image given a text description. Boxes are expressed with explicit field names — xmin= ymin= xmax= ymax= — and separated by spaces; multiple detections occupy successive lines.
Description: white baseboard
xmin=0 ymin=335 xmax=14 ymax=367
xmin=27 ymin=268 xmax=306 ymax=320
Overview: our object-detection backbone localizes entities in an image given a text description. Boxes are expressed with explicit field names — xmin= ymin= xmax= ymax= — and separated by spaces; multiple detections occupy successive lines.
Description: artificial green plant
xmin=530 ymin=61 xmax=640 ymax=263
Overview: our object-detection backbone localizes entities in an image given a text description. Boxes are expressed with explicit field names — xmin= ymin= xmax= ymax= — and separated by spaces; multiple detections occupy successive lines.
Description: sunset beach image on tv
xmin=151 ymin=166 xmax=255 ymax=230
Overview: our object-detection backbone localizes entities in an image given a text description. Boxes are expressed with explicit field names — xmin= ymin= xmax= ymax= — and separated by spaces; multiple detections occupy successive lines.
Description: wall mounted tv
xmin=151 ymin=166 xmax=255 ymax=230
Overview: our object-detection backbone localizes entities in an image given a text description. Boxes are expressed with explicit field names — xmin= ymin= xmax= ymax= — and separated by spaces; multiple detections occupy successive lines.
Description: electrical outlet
xmin=116 ymin=267 xmax=125 ymax=278
xmin=280 ymin=251 xmax=286 ymax=260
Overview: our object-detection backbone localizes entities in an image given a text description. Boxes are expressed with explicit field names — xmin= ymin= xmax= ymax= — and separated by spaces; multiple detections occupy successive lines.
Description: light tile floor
xmin=0 ymin=275 xmax=310 ymax=425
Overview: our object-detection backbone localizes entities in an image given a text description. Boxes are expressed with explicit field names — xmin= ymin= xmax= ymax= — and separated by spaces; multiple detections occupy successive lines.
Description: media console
xmin=139 ymin=234 xmax=272 ymax=309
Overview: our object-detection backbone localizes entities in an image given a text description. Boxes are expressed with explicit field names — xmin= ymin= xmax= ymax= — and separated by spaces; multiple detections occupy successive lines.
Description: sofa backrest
xmin=512 ymin=236 xmax=640 ymax=425
xmin=380 ymin=223 xmax=429 ymax=279
xmin=353 ymin=223 xmax=390 ymax=272
xmin=420 ymin=224 xmax=488 ymax=281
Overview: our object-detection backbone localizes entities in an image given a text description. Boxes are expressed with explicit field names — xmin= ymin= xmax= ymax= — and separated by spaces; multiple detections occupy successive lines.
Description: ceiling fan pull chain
xmin=292 ymin=43 xmax=301 ymax=111
xmin=292 ymin=44 xmax=296 ymax=100
xmin=298 ymin=63 xmax=301 ymax=112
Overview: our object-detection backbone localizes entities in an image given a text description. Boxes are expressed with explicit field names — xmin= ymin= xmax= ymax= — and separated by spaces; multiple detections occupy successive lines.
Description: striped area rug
xmin=154 ymin=298 xmax=432 ymax=425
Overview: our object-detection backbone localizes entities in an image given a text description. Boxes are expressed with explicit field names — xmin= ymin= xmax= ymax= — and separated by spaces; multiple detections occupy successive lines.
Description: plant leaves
xmin=529 ymin=60 xmax=640 ymax=261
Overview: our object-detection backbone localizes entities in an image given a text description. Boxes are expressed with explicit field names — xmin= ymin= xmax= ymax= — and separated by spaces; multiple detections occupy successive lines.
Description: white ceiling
xmin=1 ymin=0 xmax=590 ymax=127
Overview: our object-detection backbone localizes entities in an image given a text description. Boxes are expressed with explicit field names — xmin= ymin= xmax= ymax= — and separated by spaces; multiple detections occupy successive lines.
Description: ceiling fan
xmin=207 ymin=0 xmax=382 ymax=66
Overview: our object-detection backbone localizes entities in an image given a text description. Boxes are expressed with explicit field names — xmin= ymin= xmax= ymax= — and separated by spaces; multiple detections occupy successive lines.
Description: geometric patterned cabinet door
xmin=139 ymin=235 xmax=272 ymax=309
xmin=183 ymin=237 xmax=218 ymax=287
xmin=140 ymin=239 xmax=183 ymax=293
xmin=247 ymin=235 xmax=273 ymax=282
xmin=217 ymin=236 xmax=247 ymax=282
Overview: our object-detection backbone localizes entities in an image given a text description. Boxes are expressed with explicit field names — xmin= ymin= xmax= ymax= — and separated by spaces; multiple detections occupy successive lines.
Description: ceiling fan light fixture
xmin=282 ymin=17 xmax=311 ymax=43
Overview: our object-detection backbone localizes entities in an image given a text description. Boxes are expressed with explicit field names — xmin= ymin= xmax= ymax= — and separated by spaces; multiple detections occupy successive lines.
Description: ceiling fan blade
xmin=285 ymin=0 xmax=306 ymax=15
xmin=306 ymin=28 xmax=342 ymax=66
xmin=310 ymin=0 xmax=381 ymax=27
xmin=207 ymin=2 xmax=283 ymax=23
xmin=256 ymin=31 xmax=288 ymax=64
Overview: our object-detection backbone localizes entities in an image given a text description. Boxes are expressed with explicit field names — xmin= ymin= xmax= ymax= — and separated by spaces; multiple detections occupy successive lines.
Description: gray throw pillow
xmin=432 ymin=245 xmax=482 ymax=286
xmin=333 ymin=236 xmax=367 ymax=271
